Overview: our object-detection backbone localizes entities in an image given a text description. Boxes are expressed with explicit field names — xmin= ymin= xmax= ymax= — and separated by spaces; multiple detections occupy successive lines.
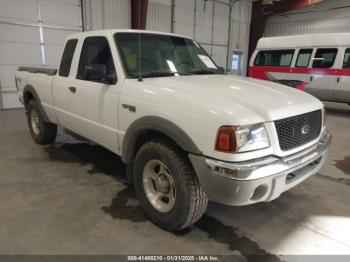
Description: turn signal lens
xmin=215 ymin=127 xmax=237 ymax=153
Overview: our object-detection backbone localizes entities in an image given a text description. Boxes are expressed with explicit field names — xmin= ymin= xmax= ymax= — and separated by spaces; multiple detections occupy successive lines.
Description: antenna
xmin=137 ymin=0 xmax=143 ymax=82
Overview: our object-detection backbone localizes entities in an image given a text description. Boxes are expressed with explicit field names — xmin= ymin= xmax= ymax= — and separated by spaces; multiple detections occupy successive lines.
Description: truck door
xmin=62 ymin=36 xmax=119 ymax=151
xmin=53 ymin=39 xmax=79 ymax=126
xmin=334 ymin=48 xmax=350 ymax=102
xmin=306 ymin=48 xmax=338 ymax=100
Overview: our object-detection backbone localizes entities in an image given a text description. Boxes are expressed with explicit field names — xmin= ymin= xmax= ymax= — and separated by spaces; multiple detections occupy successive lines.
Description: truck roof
xmin=67 ymin=29 xmax=192 ymax=40
xmin=257 ymin=33 xmax=350 ymax=49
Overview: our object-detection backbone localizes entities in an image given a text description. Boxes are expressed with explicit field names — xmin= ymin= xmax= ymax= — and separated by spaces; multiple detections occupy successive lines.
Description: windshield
xmin=114 ymin=33 xmax=221 ymax=78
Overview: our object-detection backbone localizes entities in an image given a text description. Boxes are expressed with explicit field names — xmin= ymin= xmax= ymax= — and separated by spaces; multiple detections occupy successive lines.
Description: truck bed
xmin=18 ymin=67 xmax=57 ymax=76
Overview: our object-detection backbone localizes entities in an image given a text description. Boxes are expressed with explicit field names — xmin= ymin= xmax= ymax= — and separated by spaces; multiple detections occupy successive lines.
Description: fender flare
xmin=122 ymin=116 xmax=201 ymax=163
xmin=23 ymin=85 xmax=50 ymax=122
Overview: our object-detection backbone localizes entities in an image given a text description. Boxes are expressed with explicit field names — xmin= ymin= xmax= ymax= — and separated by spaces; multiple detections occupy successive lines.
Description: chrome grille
xmin=275 ymin=110 xmax=322 ymax=151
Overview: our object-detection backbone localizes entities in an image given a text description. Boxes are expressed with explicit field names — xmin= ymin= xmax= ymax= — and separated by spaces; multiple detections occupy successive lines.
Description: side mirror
xmin=106 ymin=72 xmax=117 ymax=84
xmin=84 ymin=64 xmax=117 ymax=84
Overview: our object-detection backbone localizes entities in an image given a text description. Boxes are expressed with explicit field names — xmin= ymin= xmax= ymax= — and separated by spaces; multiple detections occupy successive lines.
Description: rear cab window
xmin=254 ymin=49 xmax=295 ymax=67
xmin=296 ymin=49 xmax=313 ymax=67
xmin=312 ymin=48 xmax=338 ymax=68
xmin=59 ymin=39 xmax=78 ymax=77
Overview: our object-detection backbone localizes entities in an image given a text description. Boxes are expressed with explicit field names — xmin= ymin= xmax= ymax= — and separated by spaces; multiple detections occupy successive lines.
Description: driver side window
xmin=77 ymin=37 xmax=116 ymax=82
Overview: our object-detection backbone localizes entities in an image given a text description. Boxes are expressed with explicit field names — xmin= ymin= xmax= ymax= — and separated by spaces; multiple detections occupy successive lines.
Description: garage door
xmin=0 ymin=0 xmax=82 ymax=109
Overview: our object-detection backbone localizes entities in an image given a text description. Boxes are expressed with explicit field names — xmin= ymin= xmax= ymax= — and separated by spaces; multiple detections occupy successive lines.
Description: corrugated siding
xmin=265 ymin=16 xmax=350 ymax=37
xmin=173 ymin=0 xmax=231 ymax=68
xmin=0 ymin=0 xmax=82 ymax=109
xmin=146 ymin=2 xmax=171 ymax=32
xmin=229 ymin=0 xmax=252 ymax=76
xmin=171 ymin=0 xmax=252 ymax=74
xmin=264 ymin=0 xmax=350 ymax=37
xmin=84 ymin=0 xmax=131 ymax=30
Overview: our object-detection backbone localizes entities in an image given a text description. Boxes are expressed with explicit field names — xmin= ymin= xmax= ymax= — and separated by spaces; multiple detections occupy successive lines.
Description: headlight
xmin=215 ymin=123 xmax=270 ymax=153
xmin=235 ymin=123 xmax=270 ymax=152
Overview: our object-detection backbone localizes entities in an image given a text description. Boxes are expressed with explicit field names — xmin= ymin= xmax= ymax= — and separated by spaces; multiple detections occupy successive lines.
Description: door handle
xmin=310 ymin=75 xmax=314 ymax=82
xmin=337 ymin=76 xmax=341 ymax=83
xmin=68 ymin=86 xmax=76 ymax=93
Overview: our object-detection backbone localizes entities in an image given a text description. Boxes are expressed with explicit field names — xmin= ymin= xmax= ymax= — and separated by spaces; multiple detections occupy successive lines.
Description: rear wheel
xmin=27 ymin=100 xmax=57 ymax=144
xmin=134 ymin=139 xmax=208 ymax=231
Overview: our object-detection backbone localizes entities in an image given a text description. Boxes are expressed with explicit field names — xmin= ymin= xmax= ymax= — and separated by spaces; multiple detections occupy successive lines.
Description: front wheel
xmin=134 ymin=139 xmax=208 ymax=231
xmin=27 ymin=100 xmax=57 ymax=144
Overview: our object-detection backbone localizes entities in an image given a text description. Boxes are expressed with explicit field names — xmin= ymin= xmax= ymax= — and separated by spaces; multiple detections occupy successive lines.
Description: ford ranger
xmin=15 ymin=30 xmax=331 ymax=231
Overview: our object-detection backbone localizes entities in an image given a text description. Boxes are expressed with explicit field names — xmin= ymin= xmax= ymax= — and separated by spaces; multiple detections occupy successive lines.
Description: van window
xmin=59 ymin=39 xmax=78 ymax=77
xmin=343 ymin=48 xmax=350 ymax=69
xmin=312 ymin=48 xmax=338 ymax=68
xmin=296 ymin=49 xmax=312 ymax=67
xmin=254 ymin=50 xmax=294 ymax=67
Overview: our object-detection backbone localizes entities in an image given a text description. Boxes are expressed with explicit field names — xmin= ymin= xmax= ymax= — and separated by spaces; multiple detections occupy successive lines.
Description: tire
xmin=27 ymin=99 xmax=57 ymax=145
xmin=133 ymin=139 xmax=208 ymax=231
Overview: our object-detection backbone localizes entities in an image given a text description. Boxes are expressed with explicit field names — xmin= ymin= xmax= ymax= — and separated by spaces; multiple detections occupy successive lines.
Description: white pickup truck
xmin=15 ymin=30 xmax=331 ymax=231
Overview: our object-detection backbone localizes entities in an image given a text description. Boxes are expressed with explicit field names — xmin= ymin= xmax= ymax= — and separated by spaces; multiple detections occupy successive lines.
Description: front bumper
xmin=189 ymin=131 xmax=331 ymax=206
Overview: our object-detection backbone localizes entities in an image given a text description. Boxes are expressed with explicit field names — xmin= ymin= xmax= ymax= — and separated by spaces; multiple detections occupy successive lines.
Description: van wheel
xmin=133 ymin=139 xmax=208 ymax=231
xmin=27 ymin=100 xmax=57 ymax=144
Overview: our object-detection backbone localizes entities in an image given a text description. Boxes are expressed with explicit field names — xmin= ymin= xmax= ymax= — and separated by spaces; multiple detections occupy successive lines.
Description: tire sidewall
xmin=134 ymin=142 xmax=191 ymax=230
xmin=27 ymin=100 xmax=45 ymax=143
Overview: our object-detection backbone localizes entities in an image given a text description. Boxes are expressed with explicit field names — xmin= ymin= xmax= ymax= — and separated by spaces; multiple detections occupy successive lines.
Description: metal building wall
xmin=83 ymin=0 xmax=131 ymax=30
xmin=169 ymin=0 xmax=252 ymax=74
xmin=229 ymin=0 xmax=252 ymax=76
xmin=264 ymin=0 xmax=350 ymax=37
xmin=0 ymin=0 xmax=82 ymax=109
xmin=172 ymin=0 xmax=230 ymax=68
xmin=146 ymin=0 xmax=171 ymax=32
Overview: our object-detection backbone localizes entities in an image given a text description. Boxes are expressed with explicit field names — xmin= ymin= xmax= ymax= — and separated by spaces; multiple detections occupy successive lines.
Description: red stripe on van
xmin=249 ymin=66 xmax=350 ymax=80
xmin=339 ymin=69 xmax=350 ymax=76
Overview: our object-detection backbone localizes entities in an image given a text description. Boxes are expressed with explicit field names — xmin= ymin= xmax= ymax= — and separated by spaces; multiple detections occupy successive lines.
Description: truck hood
xmin=137 ymin=74 xmax=323 ymax=125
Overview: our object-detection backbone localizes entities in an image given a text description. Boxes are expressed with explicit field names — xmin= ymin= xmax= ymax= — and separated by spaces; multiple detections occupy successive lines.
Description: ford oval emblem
xmin=301 ymin=124 xmax=311 ymax=135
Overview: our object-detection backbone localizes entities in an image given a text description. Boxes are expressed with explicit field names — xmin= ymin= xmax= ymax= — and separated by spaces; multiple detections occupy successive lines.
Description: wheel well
xmin=133 ymin=130 xmax=182 ymax=160
xmin=122 ymin=116 xmax=201 ymax=165
xmin=22 ymin=87 xmax=50 ymax=122
xmin=23 ymin=91 xmax=34 ymax=109
xmin=124 ymin=129 xmax=186 ymax=185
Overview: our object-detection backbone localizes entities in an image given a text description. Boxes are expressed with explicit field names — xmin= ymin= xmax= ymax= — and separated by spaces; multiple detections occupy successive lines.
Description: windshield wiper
xmin=141 ymin=71 xmax=175 ymax=78
xmin=188 ymin=69 xmax=216 ymax=75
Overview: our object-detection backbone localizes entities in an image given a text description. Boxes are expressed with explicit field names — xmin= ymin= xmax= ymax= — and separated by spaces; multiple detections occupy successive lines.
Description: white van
xmin=249 ymin=33 xmax=350 ymax=104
